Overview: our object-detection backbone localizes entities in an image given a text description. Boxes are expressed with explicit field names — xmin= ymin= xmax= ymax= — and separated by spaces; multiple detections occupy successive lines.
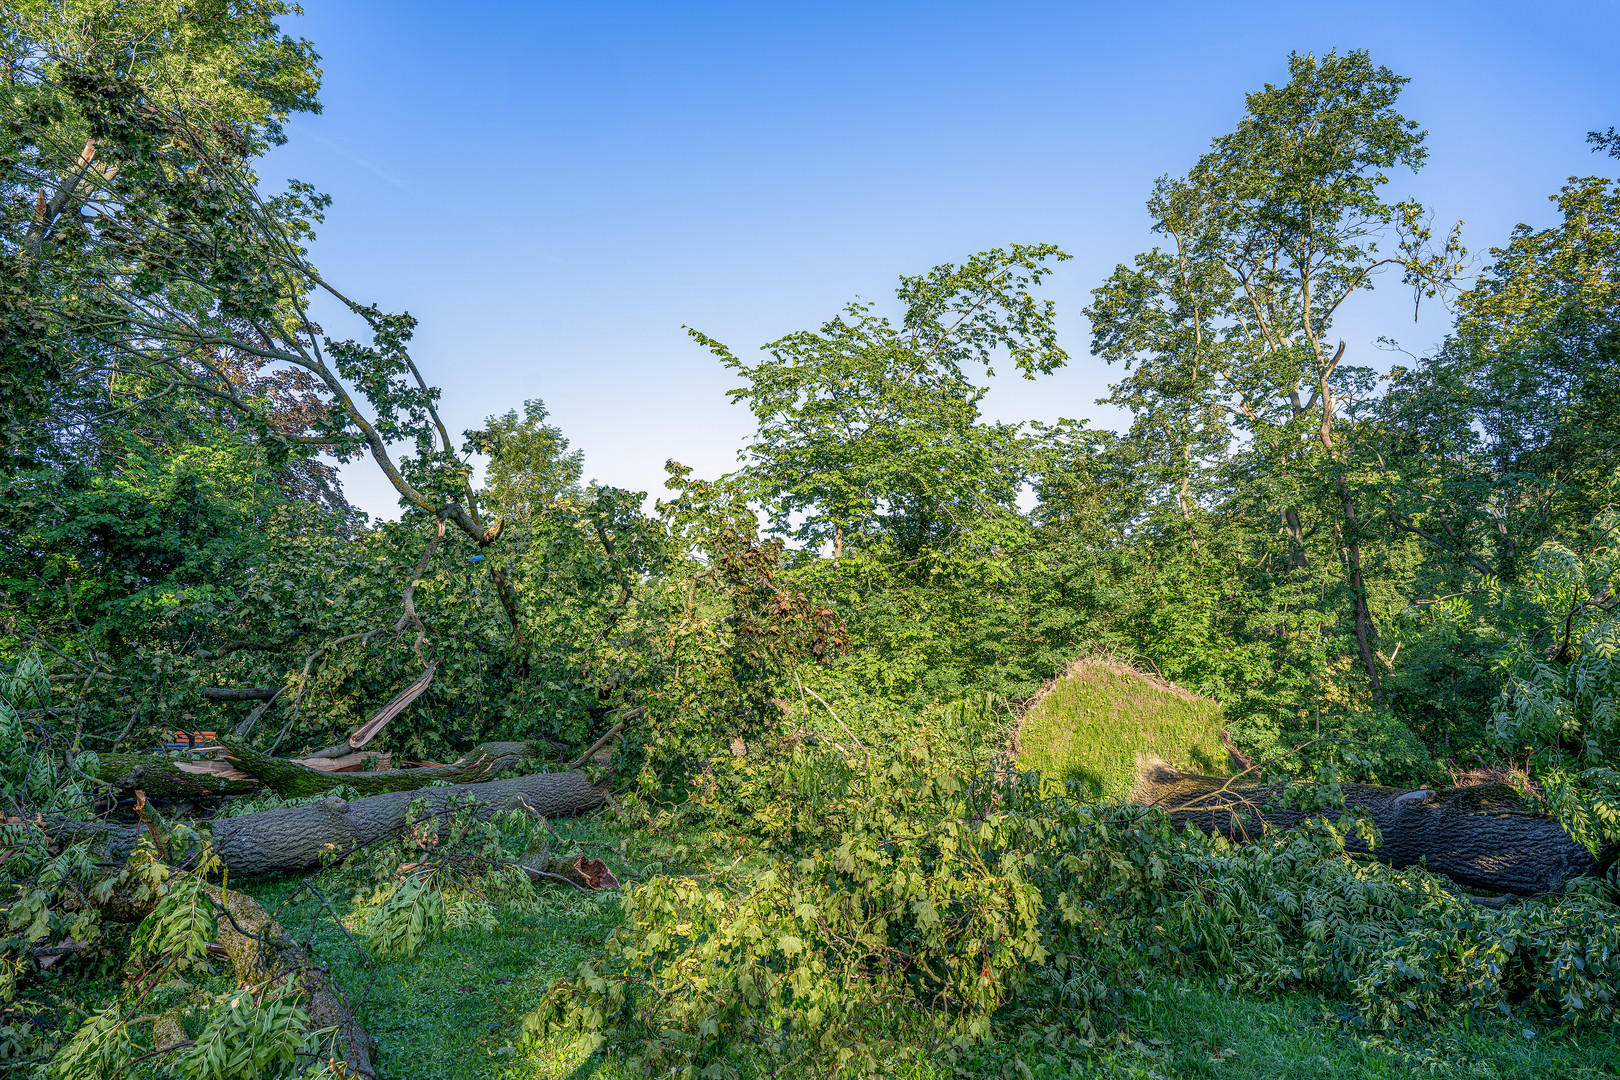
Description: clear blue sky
xmin=262 ymin=0 xmax=1620 ymax=520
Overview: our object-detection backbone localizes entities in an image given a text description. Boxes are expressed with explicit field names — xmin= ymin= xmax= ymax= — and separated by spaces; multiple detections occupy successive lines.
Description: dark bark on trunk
xmin=208 ymin=884 xmax=376 ymax=1077
xmin=200 ymin=687 xmax=276 ymax=702
xmin=1131 ymin=758 xmax=1618 ymax=895
xmin=208 ymin=769 xmax=607 ymax=875
xmin=39 ymin=768 xmax=606 ymax=875
xmin=1283 ymin=507 xmax=1309 ymax=570
xmin=1338 ymin=477 xmax=1383 ymax=702
xmin=488 ymin=562 xmax=528 ymax=654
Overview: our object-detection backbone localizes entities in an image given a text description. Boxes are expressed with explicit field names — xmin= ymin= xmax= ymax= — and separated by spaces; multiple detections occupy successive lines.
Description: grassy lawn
xmin=240 ymin=817 xmax=633 ymax=1080
xmin=1015 ymin=660 xmax=1230 ymax=799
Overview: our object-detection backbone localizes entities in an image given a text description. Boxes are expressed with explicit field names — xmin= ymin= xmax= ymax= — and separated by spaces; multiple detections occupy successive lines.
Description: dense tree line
xmin=3 ymin=7 xmax=1616 ymax=788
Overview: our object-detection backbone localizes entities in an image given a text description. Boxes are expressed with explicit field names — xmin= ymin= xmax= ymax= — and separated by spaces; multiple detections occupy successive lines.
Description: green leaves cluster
xmin=345 ymin=797 xmax=547 ymax=959
xmin=528 ymin=745 xmax=1047 ymax=1075
xmin=530 ymin=738 xmax=1620 ymax=1077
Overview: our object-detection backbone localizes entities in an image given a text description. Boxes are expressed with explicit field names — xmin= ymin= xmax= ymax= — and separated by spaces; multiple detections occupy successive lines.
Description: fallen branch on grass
xmin=207 ymin=884 xmax=376 ymax=1077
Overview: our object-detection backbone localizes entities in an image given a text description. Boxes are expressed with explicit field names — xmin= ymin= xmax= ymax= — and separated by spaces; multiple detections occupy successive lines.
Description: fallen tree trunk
xmin=94 ymin=741 xmax=556 ymax=799
xmin=95 ymin=753 xmax=265 ymax=798
xmin=44 ymin=769 xmax=608 ymax=875
xmin=211 ymin=768 xmax=608 ymax=874
xmin=208 ymin=884 xmax=376 ymax=1077
xmin=221 ymin=739 xmax=555 ymax=797
xmin=1131 ymin=758 xmax=1620 ymax=895
xmin=200 ymin=687 xmax=277 ymax=702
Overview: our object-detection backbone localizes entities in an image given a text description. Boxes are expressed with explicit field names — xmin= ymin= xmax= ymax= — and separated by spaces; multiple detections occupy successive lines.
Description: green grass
xmin=1014 ymin=660 xmax=1230 ymax=799
xmin=1098 ymin=980 xmax=1619 ymax=1080
xmin=238 ymin=809 xmax=1620 ymax=1080
xmin=239 ymin=816 xmax=635 ymax=1080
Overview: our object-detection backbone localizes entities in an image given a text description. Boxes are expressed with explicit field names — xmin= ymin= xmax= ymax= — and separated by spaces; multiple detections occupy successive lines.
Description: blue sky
xmin=263 ymin=0 xmax=1620 ymax=520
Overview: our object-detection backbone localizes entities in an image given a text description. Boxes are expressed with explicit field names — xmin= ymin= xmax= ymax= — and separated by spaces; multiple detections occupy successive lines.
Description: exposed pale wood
xmin=347 ymin=661 xmax=437 ymax=750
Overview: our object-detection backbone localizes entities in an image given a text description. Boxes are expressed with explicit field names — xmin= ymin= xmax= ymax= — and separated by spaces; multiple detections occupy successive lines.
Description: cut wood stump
xmin=1131 ymin=757 xmax=1620 ymax=895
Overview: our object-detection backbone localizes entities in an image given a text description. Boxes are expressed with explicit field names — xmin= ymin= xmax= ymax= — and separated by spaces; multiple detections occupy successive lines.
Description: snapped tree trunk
xmin=221 ymin=739 xmax=557 ymax=798
xmin=1131 ymin=758 xmax=1619 ymax=895
xmin=94 ymin=741 xmax=558 ymax=799
xmin=96 ymin=753 xmax=265 ymax=798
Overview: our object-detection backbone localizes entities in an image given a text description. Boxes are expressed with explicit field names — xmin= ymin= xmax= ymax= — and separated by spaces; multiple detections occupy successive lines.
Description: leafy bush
xmin=525 ymin=741 xmax=1620 ymax=1077
xmin=1494 ymin=511 xmax=1620 ymax=759
xmin=344 ymin=796 xmax=549 ymax=959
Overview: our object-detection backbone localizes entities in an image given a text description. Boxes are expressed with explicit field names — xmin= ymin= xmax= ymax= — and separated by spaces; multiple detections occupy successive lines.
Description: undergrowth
xmin=519 ymin=708 xmax=1620 ymax=1078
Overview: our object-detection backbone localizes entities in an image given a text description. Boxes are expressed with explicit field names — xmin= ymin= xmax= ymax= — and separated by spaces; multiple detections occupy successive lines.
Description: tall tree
xmin=693 ymin=244 xmax=1069 ymax=564
xmin=1087 ymin=50 xmax=1464 ymax=701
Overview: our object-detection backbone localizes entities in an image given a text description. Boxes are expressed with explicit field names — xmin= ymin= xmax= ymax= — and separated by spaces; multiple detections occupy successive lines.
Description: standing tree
xmin=1086 ymin=50 xmax=1464 ymax=702
xmin=2 ymin=7 xmax=533 ymax=660
xmin=692 ymin=244 xmax=1069 ymax=565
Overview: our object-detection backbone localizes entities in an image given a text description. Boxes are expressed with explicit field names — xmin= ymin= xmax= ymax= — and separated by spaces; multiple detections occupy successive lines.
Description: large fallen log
xmin=209 ymin=769 xmax=608 ymax=875
xmin=93 ymin=740 xmax=557 ymax=799
xmin=95 ymin=753 xmax=265 ymax=798
xmin=45 ymin=768 xmax=607 ymax=876
xmin=1131 ymin=758 xmax=1620 ymax=895
xmin=208 ymin=884 xmax=376 ymax=1077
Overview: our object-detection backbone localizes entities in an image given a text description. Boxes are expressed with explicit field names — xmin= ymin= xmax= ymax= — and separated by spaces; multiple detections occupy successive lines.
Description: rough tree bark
xmin=212 ymin=769 xmax=607 ymax=874
xmin=47 ymin=769 xmax=607 ymax=875
xmin=207 ymin=884 xmax=376 ymax=1077
xmin=1131 ymin=758 xmax=1619 ymax=895
xmin=96 ymin=753 xmax=264 ymax=798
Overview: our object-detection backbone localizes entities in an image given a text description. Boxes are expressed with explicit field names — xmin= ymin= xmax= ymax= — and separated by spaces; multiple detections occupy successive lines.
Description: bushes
xmin=526 ymin=738 xmax=1620 ymax=1077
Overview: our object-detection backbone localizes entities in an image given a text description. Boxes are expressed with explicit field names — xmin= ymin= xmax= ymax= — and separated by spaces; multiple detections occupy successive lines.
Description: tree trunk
xmin=221 ymin=739 xmax=556 ymax=798
xmin=1131 ymin=758 xmax=1618 ymax=895
xmin=94 ymin=741 xmax=557 ymax=799
xmin=207 ymin=884 xmax=376 ymax=1077
xmin=40 ymin=769 xmax=606 ymax=875
xmin=1337 ymin=477 xmax=1383 ymax=702
xmin=96 ymin=753 xmax=265 ymax=798
xmin=209 ymin=769 xmax=607 ymax=875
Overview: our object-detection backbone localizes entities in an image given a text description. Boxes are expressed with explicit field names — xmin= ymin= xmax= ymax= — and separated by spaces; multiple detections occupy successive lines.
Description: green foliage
xmin=346 ymin=798 xmax=546 ymax=959
xmin=697 ymin=244 xmax=1067 ymax=559
xmin=1493 ymin=511 xmax=1620 ymax=760
xmin=526 ymin=745 xmax=1047 ymax=1075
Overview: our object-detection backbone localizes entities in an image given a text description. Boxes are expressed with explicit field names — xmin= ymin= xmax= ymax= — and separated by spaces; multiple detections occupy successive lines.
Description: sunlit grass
xmin=1015 ymin=660 xmax=1229 ymax=799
